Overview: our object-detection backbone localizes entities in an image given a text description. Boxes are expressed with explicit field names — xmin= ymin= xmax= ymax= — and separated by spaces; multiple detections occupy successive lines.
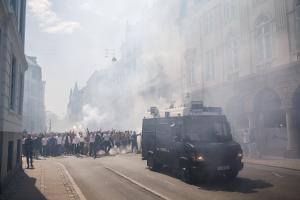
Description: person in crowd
xmin=89 ymin=133 xmax=96 ymax=157
xmin=130 ymin=131 xmax=138 ymax=153
xmin=79 ymin=133 xmax=85 ymax=154
xmin=32 ymin=136 xmax=39 ymax=159
xmin=42 ymin=135 xmax=48 ymax=156
xmin=103 ymin=132 xmax=112 ymax=154
xmin=94 ymin=133 xmax=102 ymax=158
xmin=74 ymin=134 xmax=81 ymax=155
xmin=24 ymin=134 xmax=34 ymax=169
xmin=115 ymin=132 xmax=121 ymax=153
xmin=61 ymin=134 xmax=66 ymax=154
xmin=48 ymin=135 xmax=57 ymax=156
xmin=64 ymin=133 xmax=71 ymax=154
xmin=56 ymin=134 xmax=63 ymax=155
xmin=84 ymin=134 xmax=89 ymax=155
xmin=71 ymin=134 xmax=77 ymax=154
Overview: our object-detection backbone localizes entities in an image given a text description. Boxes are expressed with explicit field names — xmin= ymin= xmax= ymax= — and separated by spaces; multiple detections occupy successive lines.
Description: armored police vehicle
xmin=141 ymin=101 xmax=243 ymax=183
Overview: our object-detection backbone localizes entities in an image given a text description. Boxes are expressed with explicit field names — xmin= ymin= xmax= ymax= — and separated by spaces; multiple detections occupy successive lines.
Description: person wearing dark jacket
xmin=24 ymin=135 xmax=34 ymax=168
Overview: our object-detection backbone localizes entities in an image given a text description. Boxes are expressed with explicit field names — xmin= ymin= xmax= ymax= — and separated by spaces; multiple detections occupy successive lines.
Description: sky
xmin=25 ymin=0 xmax=154 ymax=117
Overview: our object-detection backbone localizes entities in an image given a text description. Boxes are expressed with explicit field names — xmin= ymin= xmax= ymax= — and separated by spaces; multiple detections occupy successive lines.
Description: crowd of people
xmin=22 ymin=129 xmax=140 ymax=168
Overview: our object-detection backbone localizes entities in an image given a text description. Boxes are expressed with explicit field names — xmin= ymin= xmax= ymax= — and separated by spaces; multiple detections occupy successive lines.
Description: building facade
xmin=23 ymin=56 xmax=46 ymax=134
xmin=67 ymin=82 xmax=83 ymax=123
xmin=0 ymin=0 xmax=27 ymax=191
xmin=181 ymin=0 xmax=300 ymax=157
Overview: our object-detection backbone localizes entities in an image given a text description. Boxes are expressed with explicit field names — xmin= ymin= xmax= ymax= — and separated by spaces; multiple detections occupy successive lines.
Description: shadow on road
xmin=155 ymin=167 xmax=273 ymax=194
xmin=0 ymin=170 xmax=47 ymax=200
xmin=198 ymin=177 xmax=273 ymax=193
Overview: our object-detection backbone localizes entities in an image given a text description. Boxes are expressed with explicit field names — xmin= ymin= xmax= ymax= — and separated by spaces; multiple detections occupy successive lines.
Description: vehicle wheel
xmin=225 ymin=170 xmax=238 ymax=181
xmin=147 ymin=155 xmax=160 ymax=171
xmin=180 ymin=167 xmax=192 ymax=183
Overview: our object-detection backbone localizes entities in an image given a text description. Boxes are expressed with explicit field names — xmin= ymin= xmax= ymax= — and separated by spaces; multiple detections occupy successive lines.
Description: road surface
xmin=57 ymin=154 xmax=300 ymax=200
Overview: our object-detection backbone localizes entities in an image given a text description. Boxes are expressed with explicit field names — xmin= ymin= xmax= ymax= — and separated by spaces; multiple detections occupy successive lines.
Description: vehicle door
xmin=156 ymin=121 xmax=172 ymax=164
xmin=168 ymin=119 xmax=184 ymax=170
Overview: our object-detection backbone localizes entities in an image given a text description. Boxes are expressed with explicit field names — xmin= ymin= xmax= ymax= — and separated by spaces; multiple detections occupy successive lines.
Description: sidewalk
xmin=243 ymin=156 xmax=300 ymax=171
xmin=0 ymin=157 xmax=83 ymax=200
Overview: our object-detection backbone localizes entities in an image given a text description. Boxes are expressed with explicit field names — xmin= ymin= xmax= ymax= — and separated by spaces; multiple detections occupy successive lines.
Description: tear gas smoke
xmin=67 ymin=1 xmax=185 ymax=132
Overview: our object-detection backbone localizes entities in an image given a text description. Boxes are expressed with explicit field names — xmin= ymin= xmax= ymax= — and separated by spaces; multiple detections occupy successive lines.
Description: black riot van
xmin=141 ymin=101 xmax=243 ymax=183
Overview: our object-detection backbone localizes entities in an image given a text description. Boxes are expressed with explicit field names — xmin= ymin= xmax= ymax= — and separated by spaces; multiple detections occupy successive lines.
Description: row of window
xmin=186 ymin=0 xmax=300 ymax=84
xmin=200 ymin=1 xmax=300 ymax=82
xmin=199 ymin=0 xmax=272 ymax=37
xmin=183 ymin=14 xmax=272 ymax=83
xmin=1 ymin=12 xmax=25 ymax=114
xmin=200 ymin=0 xmax=237 ymax=36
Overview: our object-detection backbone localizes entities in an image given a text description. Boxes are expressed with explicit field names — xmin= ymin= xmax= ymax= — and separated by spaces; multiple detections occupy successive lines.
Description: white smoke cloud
xmin=28 ymin=0 xmax=80 ymax=34
xmin=68 ymin=0 xmax=187 ymax=132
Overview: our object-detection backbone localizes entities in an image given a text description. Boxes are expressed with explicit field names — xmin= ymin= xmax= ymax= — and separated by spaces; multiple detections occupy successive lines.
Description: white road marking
xmin=105 ymin=166 xmax=171 ymax=200
xmin=271 ymin=172 xmax=284 ymax=178
xmin=57 ymin=162 xmax=87 ymax=200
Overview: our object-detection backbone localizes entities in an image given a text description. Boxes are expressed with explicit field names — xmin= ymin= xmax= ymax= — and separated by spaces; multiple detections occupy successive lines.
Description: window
xmin=7 ymin=141 xmax=14 ymax=172
xmin=0 ymin=28 xmax=2 ymax=48
xmin=16 ymin=139 xmax=21 ymax=163
xmin=18 ymin=73 xmax=24 ymax=114
xmin=225 ymin=35 xmax=239 ymax=77
xmin=184 ymin=48 xmax=196 ymax=87
xmin=10 ymin=0 xmax=17 ymax=12
xmin=224 ymin=0 xmax=236 ymax=23
xmin=10 ymin=57 xmax=17 ymax=110
xmin=32 ymin=68 xmax=41 ymax=80
xmin=19 ymin=0 xmax=26 ymax=40
xmin=203 ymin=50 xmax=215 ymax=81
xmin=252 ymin=0 xmax=266 ymax=7
xmin=296 ymin=0 xmax=300 ymax=49
xmin=203 ymin=14 xmax=209 ymax=34
xmin=255 ymin=15 xmax=272 ymax=65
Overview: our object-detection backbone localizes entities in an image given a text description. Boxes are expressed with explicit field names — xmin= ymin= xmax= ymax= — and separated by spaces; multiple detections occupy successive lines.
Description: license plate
xmin=217 ymin=165 xmax=230 ymax=171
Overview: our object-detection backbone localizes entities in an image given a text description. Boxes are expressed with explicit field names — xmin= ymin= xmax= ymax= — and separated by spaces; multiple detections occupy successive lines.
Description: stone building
xmin=23 ymin=56 xmax=46 ymax=133
xmin=181 ymin=0 xmax=300 ymax=157
xmin=67 ymin=82 xmax=83 ymax=123
xmin=0 ymin=0 xmax=27 ymax=191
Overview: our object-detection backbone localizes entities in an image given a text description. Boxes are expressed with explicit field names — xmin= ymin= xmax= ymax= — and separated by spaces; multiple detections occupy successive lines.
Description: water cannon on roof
xmin=149 ymin=107 xmax=160 ymax=118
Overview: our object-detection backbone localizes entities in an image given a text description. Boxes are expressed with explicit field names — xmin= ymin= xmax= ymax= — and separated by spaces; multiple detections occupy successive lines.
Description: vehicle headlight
xmin=237 ymin=151 xmax=243 ymax=159
xmin=195 ymin=154 xmax=205 ymax=161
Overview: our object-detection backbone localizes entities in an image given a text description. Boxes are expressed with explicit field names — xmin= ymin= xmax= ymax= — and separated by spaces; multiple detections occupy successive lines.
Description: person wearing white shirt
xmin=42 ymin=137 xmax=48 ymax=156
xmin=56 ymin=135 xmax=63 ymax=155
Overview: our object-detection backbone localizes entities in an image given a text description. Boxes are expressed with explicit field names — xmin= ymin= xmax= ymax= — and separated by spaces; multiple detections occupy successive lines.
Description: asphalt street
xmin=57 ymin=154 xmax=300 ymax=200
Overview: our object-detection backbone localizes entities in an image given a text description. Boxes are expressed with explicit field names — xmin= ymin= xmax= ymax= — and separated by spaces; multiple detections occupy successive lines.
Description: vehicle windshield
xmin=183 ymin=116 xmax=232 ymax=142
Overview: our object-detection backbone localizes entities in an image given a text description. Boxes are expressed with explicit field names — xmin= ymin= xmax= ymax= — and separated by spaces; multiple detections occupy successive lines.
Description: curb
xmin=57 ymin=162 xmax=87 ymax=200
xmin=105 ymin=167 xmax=170 ymax=200
xmin=244 ymin=160 xmax=300 ymax=172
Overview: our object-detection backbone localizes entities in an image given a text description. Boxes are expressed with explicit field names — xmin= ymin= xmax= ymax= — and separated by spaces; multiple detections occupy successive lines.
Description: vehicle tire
xmin=225 ymin=170 xmax=238 ymax=181
xmin=180 ymin=167 xmax=192 ymax=183
xmin=147 ymin=155 xmax=160 ymax=171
